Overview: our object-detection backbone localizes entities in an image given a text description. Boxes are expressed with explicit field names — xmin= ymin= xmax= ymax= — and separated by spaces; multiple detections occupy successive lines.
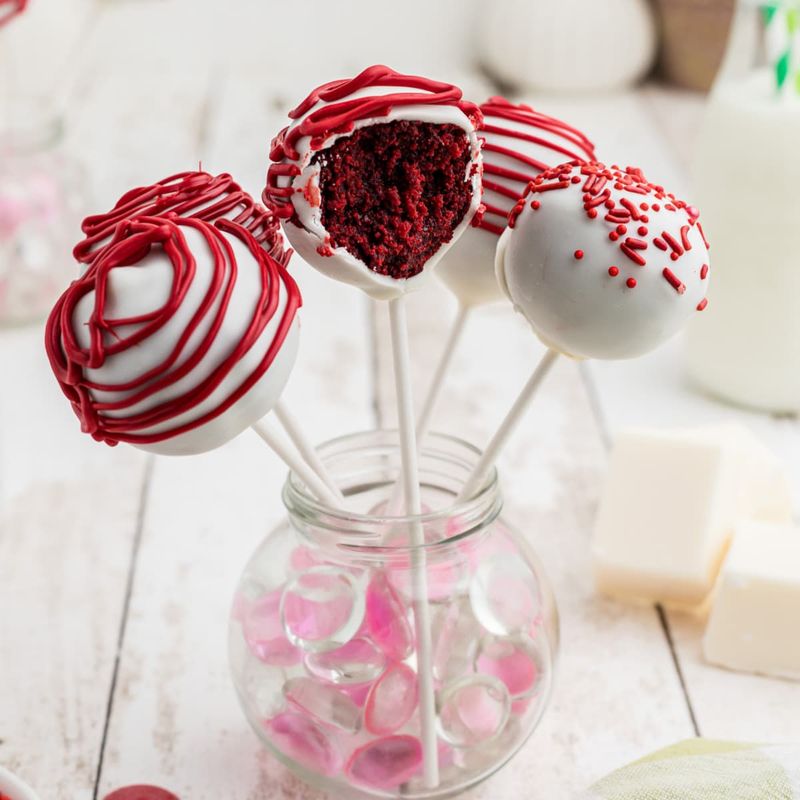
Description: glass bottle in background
xmin=0 ymin=117 xmax=85 ymax=327
xmin=687 ymin=0 xmax=800 ymax=413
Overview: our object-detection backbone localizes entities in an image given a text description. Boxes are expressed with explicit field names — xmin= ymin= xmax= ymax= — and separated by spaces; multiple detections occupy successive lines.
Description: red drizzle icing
xmin=477 ymin=96 xmax=595 ymax=236
xmin=265 ymin=65 xmax=481 ymax=221
xmin=523 ymin=161 xmax=710 ymax=301
xmin=46 ymin=215 xmax=300 ymax=447
xmin=0 ymin=0 xmax=27 ymax=28
xmin=74 ymin=171 xmax=287 ymax=268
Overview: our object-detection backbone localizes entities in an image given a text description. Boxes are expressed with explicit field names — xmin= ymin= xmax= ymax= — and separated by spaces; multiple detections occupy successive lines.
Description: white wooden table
xmin=1 ymin=3 xmax=799 ymax=798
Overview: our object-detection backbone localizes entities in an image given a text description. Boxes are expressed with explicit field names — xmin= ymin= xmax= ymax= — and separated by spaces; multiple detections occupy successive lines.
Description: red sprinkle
xmin=587 ymin=208 xmax=598 ymax=218
xmin=680 ymin=225 xmax=693 ymax=251
xmin=662 ymin=267 xmax=686 ymax=294
xmin=531 ymin=200 xmax=541 ymax=210
xmin=700 ymin=263 xmax=709 ymax=279
xmin=608 ymin=266 xmax=619 ymax=277
xmin=609 ymin=232 xmax=619 ymax=241
xmin=616 ymin=224 xmax=627 ymax=235
xmin=574 ymin=249 xmax=584 ymax=260
xmin=697 ymin=298 xmax=708 ymax=311
xmin=638 ymin=226 xmax=648 ymax=236
xmin=626 ymin=277 xmax=637 ymax=288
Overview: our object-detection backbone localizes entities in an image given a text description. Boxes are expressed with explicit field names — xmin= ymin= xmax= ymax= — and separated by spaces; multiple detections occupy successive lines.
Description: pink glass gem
xmin=366 ymin=572 xmax=413 ymax=661
xmin=340 ymin=681 xmax=372 ymax=707
xmin=364 ymin=662 xmax=419 ymax=735
xmin=437 ymin=675 xmax=510 ymax=748
xmin=345 ymin=735 xmax=423 ymax=789
xmin=265 ymin=711 xmax=341 ymax=776
xmin=283 ymin=677 xmax=361 ymax=733
xmin=243 ymin=588 xmax=301 ymax=667
xmin=304 ymin=637 xmax=386 ymax=685
xmin=475 ymin=636 xmax=541 ymax=698
xmin=281 ymin=567 xmax=364 ymax=652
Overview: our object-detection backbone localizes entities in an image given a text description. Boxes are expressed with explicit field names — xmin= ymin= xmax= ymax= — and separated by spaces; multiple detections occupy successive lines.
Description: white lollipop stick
xmin=251 ymin=418 xmax=342 ymax=508
xmin=388 ymin=296 xmax=439 ymax=788
xmin=385 ymin=303 xmax=471 ymax=515
xmin=456 ymin=348 xmax=559 ymax=502
xmin=274 ymin=400 xmax=345 ymax=503
xmin=416 ymin=303 xmax=471 ymax=439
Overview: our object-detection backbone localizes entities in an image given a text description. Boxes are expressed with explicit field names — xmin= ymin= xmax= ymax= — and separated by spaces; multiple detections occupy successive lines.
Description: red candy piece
xmin=103 ymin=787 xmax=179 ymax=800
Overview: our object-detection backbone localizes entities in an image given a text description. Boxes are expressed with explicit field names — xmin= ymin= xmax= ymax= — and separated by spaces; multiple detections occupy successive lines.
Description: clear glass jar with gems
xmin=229 ymin=430 xmax=558 ymax=798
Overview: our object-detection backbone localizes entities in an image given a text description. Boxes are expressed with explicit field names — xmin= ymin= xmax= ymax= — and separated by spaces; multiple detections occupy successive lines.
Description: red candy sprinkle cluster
xmin=74 ymin=171 xmax=288 ymax=268
xmin=46 ymin=215 xmax=300 ymax=447
xmin=477 ymin=97 xmax=596 ymax=236
xmin=512 ymin=160 xmax=709 ymax=306
xmin=265 ymin=65 xmax=481 ymax=223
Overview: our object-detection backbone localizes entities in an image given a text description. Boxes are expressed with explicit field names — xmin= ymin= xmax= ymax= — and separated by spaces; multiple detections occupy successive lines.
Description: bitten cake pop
xmin=265 ymin=64 xmax=482 ymax=300
xmin=496 ymin=161 xmax=710 ymax=360
xmin=46 ymin=213 xmax=301 ymax=457
xmin=436 ymin=97 xmax=596 ymax=307
xmin=74 ymin=170 xmax=288 ymax=268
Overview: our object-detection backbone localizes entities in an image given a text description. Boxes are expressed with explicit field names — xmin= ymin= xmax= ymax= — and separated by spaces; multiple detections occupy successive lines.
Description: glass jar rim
xmin=282 ymin=429 xmax=502 ymax=551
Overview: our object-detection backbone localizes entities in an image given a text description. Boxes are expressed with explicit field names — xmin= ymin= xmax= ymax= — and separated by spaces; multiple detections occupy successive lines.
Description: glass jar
xmin=229 ymin=431 xmax=558 ymax=799
xmin=687 ymin=0 xmax=800 ymax=412
xmin=0 ymin=117 xmax=86 ymax=327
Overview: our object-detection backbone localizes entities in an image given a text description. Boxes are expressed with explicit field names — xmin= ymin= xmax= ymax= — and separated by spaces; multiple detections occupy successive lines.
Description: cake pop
xmin=414 ymin=98 xmax=595 ymax=446
xmin=266 ymin=65 xmax=483 ymax=788
xmin=457 ymin=160 xmax=710 ymax=502
xmin=46 ymin=214 xmax=300 ymax=457
xmin=496 ymin=160 xmax=710 ymax=360
xmin=74 ymin=170 xmax=288 ymax=268
xmin=265 ymin=64 xmax=482 ymax=300
xmin=437 ymin=97 xmax=596 ymax=307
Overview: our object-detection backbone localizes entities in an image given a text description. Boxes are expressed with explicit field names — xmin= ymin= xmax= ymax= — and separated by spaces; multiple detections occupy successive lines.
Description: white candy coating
xmin=61 ymin=221 xmax=299 ymax=456
xmin=495 ymin=161 xmax=710 ymax=360
xmin=437 ymin=97 xmax=596 ymax=307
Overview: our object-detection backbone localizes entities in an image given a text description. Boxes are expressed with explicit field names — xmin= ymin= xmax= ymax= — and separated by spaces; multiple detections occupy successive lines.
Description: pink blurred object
xmin=365 ymin=572 xmax=413 ymax=661
xmin=242 ymin=589 xmax=301 ymax=667
xmin=0 ymin=0 xmax=27 ymax=29
xmin=364 ymin=662 xmax=418 ymax=735
xmin=345 ymin=735 xmax=423 ymax=789
xmin=265 ymin=711 xmax=342 ymax=777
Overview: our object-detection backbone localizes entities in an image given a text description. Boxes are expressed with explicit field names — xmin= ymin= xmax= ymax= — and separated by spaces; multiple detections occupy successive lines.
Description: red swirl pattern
xmin=0 ymin=0 xmax=27 ymax=28
xmin=477 ymin=97 xmax=596 ymax=236
xmin=74 ymin=170 xmax=288 ymax=267
xmin=264 ymin=64 xmax=482 ymax=220
xmin=46 ymin=214 xmax=301 ymax=447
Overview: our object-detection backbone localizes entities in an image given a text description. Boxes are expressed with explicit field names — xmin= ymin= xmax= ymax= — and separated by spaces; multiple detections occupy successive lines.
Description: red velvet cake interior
xmin=313 ymin=120 xmax=473 ymax=280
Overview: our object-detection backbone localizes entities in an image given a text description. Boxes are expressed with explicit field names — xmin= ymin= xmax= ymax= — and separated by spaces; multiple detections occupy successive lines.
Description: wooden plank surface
xmin=1 ymin=2 xmax=799 ymax=797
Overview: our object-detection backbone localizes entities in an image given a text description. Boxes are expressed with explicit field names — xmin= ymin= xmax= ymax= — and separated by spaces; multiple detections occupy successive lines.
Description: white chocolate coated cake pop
xmin=265 ymin=65 xmax=483 ymax=300
xmin=436 ymin=97 xmax=596 ymax=307
xmin=46 ymin=214 xmax=301 ymax=456
xmin=495 ymin=161 xmax=710 ymax=360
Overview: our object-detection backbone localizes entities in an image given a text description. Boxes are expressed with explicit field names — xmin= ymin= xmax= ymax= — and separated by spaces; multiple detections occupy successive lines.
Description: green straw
xmin=763 ymin=1 xmax=800 ymax=94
